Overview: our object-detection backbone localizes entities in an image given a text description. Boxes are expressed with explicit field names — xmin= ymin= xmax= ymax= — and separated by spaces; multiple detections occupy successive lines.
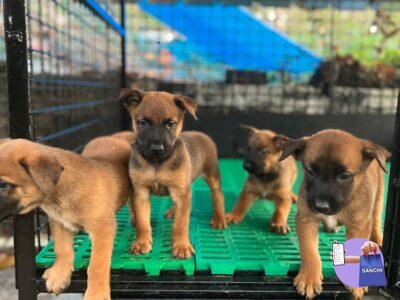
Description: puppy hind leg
xmin=291 ymin=192 xmax=298 ymax=203
xmin=43 ymin=220 xmax=75 ymax=295
xmin=128 ymin=192 xmax=136 ymax=227
xmin=164 ymin=204 xmax=176 ymax=219
xmin=226 ymin=186 xmax=257 ymax=224
xmin=203 ymin=167 xmax=226 ymax=229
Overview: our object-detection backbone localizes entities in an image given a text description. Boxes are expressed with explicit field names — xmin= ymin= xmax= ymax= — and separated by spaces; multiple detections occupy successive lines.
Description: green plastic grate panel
xmin=36 ymin=159 xmax=389 ymax=277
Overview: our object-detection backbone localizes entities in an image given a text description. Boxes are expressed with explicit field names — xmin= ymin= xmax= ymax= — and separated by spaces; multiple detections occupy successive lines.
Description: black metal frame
xmin=3 ymin=1 xmax=36 ymax=299
xmin=382 ymin=92 xmax=400 ymax=299
xmin=3 ymin=0 xmax=126 ymax=299
xmin=2 ymin=0 xmax=400 ymax=299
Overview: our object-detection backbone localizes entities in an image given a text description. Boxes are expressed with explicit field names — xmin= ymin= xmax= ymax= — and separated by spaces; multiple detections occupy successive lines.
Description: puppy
xmin=225 ymin=125 xmax=297 ymax=234
xmin=0 ymin=132 xmax=133 ymax=300
xmin=119 ymin=88 xmax=226 ymax=259
xmin=279 ymin=129 xmax=389 ymax=299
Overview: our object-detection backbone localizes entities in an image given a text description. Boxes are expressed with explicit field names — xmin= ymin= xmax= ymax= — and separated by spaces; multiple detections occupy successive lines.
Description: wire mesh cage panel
xmin=383 ymin=92 xmax=400 ymax=299
xmin=0 ymin=0 xmax=8 ymax=138
xmin=127 ymin=0 xmax=400 ymax=114
xmin=27 ymin=0 xmax=122 ymax=151
xmin=3 ymin=0 xmax=125 ymax=298
xmin=21 ymin=0 xmax=124 ymax=253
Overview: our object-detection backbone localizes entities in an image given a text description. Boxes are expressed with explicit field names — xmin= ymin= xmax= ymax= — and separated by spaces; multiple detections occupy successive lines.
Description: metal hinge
xmin=6 ymin=31 xmax=23 ymax=43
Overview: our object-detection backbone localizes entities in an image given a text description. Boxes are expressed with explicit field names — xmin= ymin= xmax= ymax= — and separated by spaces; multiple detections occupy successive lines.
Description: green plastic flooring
xmin=36 ymin=159 xmax=389 ymax=277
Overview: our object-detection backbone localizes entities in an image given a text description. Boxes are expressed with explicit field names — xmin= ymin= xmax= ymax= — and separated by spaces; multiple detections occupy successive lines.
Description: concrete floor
xmin=0 ymin=268 xmax=82 ymax=300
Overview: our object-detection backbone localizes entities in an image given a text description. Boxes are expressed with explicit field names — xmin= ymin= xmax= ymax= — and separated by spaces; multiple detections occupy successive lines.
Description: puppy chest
xmin=41 ymin=204 xmax=80 ymax=232
xmin=321 ymin=215 xmax=340 ymax=230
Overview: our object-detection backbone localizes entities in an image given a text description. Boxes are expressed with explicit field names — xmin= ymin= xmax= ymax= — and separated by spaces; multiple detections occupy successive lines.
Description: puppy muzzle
xmin=0 ymin=196 xmax=21 ymax=222
xmin=309 ymin=198 xmax=341 ymax=215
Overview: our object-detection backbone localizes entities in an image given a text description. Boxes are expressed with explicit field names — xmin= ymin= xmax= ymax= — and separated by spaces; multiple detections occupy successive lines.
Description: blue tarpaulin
xmin=139 ymin=1 xmax=321 ymax=74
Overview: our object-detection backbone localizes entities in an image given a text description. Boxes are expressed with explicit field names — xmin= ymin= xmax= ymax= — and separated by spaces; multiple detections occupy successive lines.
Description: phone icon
xmin=332 ymin=243 xmax=345 ymax=266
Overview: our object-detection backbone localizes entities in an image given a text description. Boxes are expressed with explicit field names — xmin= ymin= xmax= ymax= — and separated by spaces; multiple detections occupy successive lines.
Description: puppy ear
xmin=239 ymin=124 xmax=258 ymax=135
xmin=279 ymin=138 xmax=307 ymax=161
xmin=362 ymin=140 xmax=389 ymax=173
xmin=118 ymin=88 xmax=145 ymax=110
xmin=174 ymin=95 xmax=198 ymax=119
xmin=273 ymin=135 xmax=289 ymax=150
xmin=20 ymin=153 xmax=64 ymax=194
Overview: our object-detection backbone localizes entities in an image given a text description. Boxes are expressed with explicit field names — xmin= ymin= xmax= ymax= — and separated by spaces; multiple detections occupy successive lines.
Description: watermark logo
xmin=332 ymin=238 xmax=387 ymax=288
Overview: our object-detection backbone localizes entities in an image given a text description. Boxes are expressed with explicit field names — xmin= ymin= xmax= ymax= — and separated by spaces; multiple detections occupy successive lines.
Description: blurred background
xmin=0 ymin=0 xmax=399 ymax=298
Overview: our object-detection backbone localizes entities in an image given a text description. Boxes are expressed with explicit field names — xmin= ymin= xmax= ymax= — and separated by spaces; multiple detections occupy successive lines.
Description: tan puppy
xmin=0 ymin=132 xmax=133 ymax=300
xmin=225 ymin=125 xmax=297 ymax=234
xmin=279 ymin=129 xmax=389 ymax=299
xmin=119 ymin=88 xmax=226 ymax=259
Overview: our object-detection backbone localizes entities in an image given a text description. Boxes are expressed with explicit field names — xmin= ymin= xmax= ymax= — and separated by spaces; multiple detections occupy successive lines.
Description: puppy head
xmin=0 ymin=139 xmax=63 ymax=221
xmin=119 ymin=88 xmax=197 ymax=163
xmin=280 ymin=129 xmax=389 ymax=215
xmin=240 ymin=124 xmax=288 ymax=176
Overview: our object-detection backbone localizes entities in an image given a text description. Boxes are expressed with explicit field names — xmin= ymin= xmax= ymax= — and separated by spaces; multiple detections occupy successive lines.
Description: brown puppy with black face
xmin=225 ymin=125 xmax=297 ymax=234
xmin=119 ymin=88 xmax=226 ymax=259
xmin=0 ymin=132 xmax=134 ymax=300
xmin=280 ymin=129 xmax=389 ymax=299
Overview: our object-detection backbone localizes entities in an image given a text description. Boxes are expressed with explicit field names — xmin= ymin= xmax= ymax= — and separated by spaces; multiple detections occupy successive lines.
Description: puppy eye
xmin=166 ymin=121 xmax=176 ymax=129
xmin=257 ymin=149 xmax=268 ymax=155
xmin=137 ymin=120 xmax=148 ymax=129
xmin=0 ymin=181 xmax=13 ymax=192
xmin=337 ymin=172 xmax=353 ymax=181
xmin=305 ymin=167 xmax=316 ymax=178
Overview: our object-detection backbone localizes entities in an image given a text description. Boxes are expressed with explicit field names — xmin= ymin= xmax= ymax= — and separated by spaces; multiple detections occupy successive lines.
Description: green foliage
xmin=380 ymin=49 xmax=400 ymax=67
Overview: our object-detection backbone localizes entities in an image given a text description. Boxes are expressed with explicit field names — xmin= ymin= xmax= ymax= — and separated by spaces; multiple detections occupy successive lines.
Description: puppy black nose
xmin=150 ymin=143 xmax=164 ymax=155
xmin=243 ymin=161 xmax=254 ymax=173
xmin=314 ymin=199 xmax=331 ymax=214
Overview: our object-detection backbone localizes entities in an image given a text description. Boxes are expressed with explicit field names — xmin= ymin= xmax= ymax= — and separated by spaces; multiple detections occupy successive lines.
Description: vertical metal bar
xmin=382 ymin=92 xmax=400 ymax=297
xmin=120 ymin=0 xmax=129 ymax=131
xmin=327 ymin=0 xmax=336 ymax=112
xmin=3 ymin=0 xmax=37 ymax=299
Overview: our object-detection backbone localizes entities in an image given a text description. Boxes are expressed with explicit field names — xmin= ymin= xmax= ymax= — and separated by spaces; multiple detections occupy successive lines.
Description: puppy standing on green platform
xmin=0 ymin=132 xmax=133 ymax=300
xmin=120 ymin=88 xmax=226 ymax=259
xmin=225 ymin=125 xmax=298 ymax=234
xmin=280 ymin=129 xmax=389 ymax=299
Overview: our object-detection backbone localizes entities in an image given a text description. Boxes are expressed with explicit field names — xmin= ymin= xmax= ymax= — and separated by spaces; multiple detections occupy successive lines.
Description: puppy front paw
xmin=294 ymin=271 xmax=323 ymax=299
xmin=42 ymin=264 xmax=73 ymax=295
xmin=130 ymin=239 xmax=152 ymax=255
xmin=211 ymin=214 xmax=227 ymax=229
xmin=84 ymin=289 xmax=110 ymax=300
xmin=270 ymin=221 xmax=290 ymax=234
xmin=348 ymin=287 xmax=368 ymax=300
xmin=225 ymin=213 xmax=243 ymax=224
xmin=172 ymin=240 xmax=195 ymax=259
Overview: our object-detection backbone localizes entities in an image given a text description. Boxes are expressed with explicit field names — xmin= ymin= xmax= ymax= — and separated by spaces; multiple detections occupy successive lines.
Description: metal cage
xmin=3 ymin=0 xmax=126 ymax=298
xmin=1 ymin=0 xmax=400 ymax=299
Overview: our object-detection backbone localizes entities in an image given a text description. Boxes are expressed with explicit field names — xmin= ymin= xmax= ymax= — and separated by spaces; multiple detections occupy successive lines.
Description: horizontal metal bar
xmin=73 ymin=144 xmax=86 ymax=153
xmin=31 ymin=77 xmax=114 ymax=88
xmin=81 ymin=0 xmax=125 ymax=37
xmin=29 ymin=48 xmax=98 ymax=69
xmin=35 ymin=273 xmax=349 ymax=299
xmin=37 ymin=117 xmax=108 ymax=142
xmin=31 ymin=99 xmax=114 ymax=115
